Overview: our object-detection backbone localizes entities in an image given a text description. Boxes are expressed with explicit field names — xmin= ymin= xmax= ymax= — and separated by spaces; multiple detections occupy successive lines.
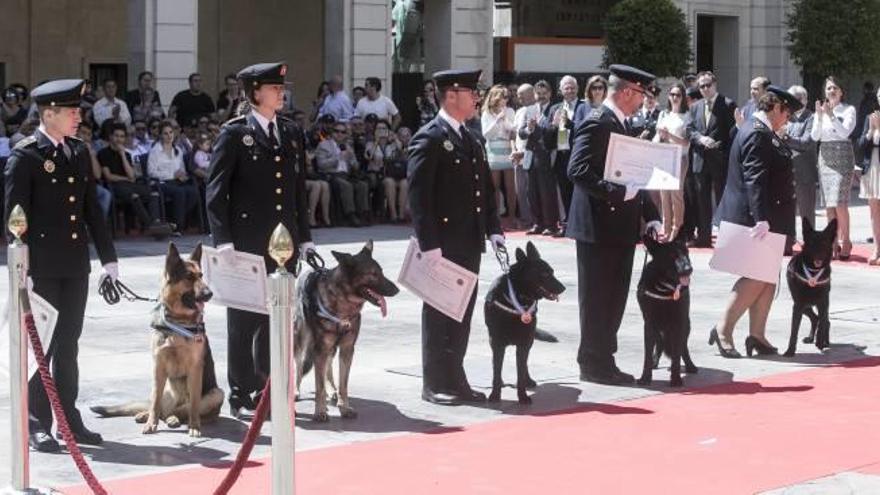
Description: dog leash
xmin=296 ymin=249 xmax=326 ymax=277
xmin=99 ymin=277 xmax=159 ymax=305
xmin=495 ymin=245 xmax=511 ymax=274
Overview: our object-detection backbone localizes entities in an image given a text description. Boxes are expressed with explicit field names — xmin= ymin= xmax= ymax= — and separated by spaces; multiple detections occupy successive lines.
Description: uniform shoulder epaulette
xmin=12 ymin=135 xmax=37 ymax=150
xmin=222 ymin=115 xmax=247 ymax=128
xmin=67 ymin=135 xmax=83 ymax=143
xmin=277 ymin=114 xmax=294 ymax=124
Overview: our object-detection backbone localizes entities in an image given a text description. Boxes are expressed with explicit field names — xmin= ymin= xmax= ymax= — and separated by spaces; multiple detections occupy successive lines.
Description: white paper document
xmin=0 ymin=290 xmax=58 ymax=381
xmin=709 ymin=221 xmax=787 ymax=284
xmin=397 ymin=238 xmax=478 ymax=323
xmin=604 ymin=133 xmax=682 ymax=190
xmin=201 ymin=246 xmax=269 ymax=314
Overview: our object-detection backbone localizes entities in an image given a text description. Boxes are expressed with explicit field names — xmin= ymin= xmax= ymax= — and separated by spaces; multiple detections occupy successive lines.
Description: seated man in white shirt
xmin=314 ymin=123 xmax=370 ymax=226
xmin=355 ymin=77 xmax=401 ymax=129
xmin=93 ymin=79 xmax=132 ymax=127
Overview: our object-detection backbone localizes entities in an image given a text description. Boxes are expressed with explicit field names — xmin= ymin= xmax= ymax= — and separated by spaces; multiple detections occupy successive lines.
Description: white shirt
xmin=147 ymin=145 xmax=185 ymax=181
xmin=810 ymin=102 xmax=857 ymax=142
xmin=93 ymin=97 xmax=132 ymax=126
xmin=250 ymin=110 xmax=279 ymax=141
xmin=602 ymin=98 xmax=627 ymax=128
xmin=438 ymin=108 xmax=463 ymax=136
xmin=36 ymin=126 xmax=69 ymax=157
xmin=481 ymin=107 xmax=515 ymax=140
xmin=562 ymin=98 xmax=578 ymax=119
xmin=318 ymin=90 xmax=355 ymax=122
xmin=514 ymin=104 xmax=540 ymax=169
xmin=355 ymin=94 xmax=399 ymax=121
xmin=652 ymin=110 xmax=691 ymax=155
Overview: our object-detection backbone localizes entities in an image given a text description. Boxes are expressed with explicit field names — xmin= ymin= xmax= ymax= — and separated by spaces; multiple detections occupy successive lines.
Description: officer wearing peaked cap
xmin=4 ymin=79 xmax=118 ymax=452
xmin=206 ymin=62 xmax=313 ymax=418
xmin=566 ymin=64 xmax=662 ymax=386
xmin=408 ymin=69 xmax=505 ymax=405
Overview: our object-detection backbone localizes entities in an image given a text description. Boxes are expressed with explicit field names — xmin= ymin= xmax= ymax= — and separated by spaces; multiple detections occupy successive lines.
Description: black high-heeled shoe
xmin=744 ymin=336 xmax=779 ymax=357
xmin=709 ymin=327 xmax=742 ymax=358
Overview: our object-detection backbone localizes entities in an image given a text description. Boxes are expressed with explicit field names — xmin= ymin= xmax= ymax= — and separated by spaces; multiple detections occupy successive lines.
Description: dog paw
xmin=313 ymin=410 xmax=330 ymax=422
xmin=685 ymin=365 xmax=698 ymax=374
xmin=339 ymin=406 xmax=358 ymax=419
xmin=134 ymin=412 xmax=149 ymax=424
xmin=517 ymin=394 xmax=532 ymax=405
xmin=188 ymin=428 xmax=202 ymax=438
xmin=488 ymin=390 xmax=501 ymax=402
xmin=636 ymin=376 xmax=652 ymax=386
xmin=525 ymin=377 xmax=537 ymax=389
xmin=783 ymin=349 xmax=796 ymax=358
xmin=670 ymin=377 xmax=683 ymax=387
xmin=142 ymin=422 xmax=158 ymax=434
xmin=802 ymin=336 xmax=814 ymax=344
xmin=165 ymin=416 xmax=181 ymax=428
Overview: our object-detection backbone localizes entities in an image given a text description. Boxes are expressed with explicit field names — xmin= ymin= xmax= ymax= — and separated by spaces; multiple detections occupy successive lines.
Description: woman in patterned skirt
xmin=811 ymin=76 xmax=857 ymax=259
xmin=858 ymin=86 xmax=880 ymax=264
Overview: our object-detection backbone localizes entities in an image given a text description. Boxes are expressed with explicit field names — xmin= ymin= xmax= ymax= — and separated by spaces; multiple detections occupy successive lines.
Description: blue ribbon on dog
xmin=506 ymin=278 xmax=536 ymax=324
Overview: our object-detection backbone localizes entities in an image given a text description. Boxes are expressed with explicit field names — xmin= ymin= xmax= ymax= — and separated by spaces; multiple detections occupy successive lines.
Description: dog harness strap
xmin=315 ymin=293 xmax=352 ymax=332
xmin=642 ymin=281 xmax=683 ymax=301
xmin=789 ymin=263 xmax=829 ymax=287
xmin=505 ymin=278 xmax=537 ymax=322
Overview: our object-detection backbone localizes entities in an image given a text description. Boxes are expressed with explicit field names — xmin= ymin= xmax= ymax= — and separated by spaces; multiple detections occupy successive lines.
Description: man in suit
xmin=567 ymin=65 xmax=662 ymax=385
xmin=686 ymin=71 xmax=737 ymax=247
xmin=206 ymin=62 xmax=313 ymax=418
xmin=737 ymin=76 xmax=771 ymax=125
xmin=520 ymin=80 xmax=561 ymax=236
xmin=547 ymin=76 xmax=586 ymax=227
xmin=5 ymin=79 xmax=119 ymax=451
xmin=408 ymin=69 xmax=505 ymax=405
xmin=782 ymin=85 xmax=818 ymax=231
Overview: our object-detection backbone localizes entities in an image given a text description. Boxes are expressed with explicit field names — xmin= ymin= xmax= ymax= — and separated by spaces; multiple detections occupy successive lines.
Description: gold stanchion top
xmin=7 ymin=204 xmax=27 ymax=241
xmin=268 ymin=223 xmax=294 ymax=272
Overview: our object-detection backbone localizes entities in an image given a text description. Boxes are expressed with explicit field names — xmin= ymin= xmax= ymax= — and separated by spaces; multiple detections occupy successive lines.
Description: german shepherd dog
xmin=294 ymin=240 xmax=399 ymax=422
xmin=485 ymin=242 xmax=565 ymax=404
xmin=91 ymin=243 xmax=223 ymax=437
xmin=784 ymin=218 xmax=837 ymax=357
xmin=636 ymin=235 xmax=697 ymax=387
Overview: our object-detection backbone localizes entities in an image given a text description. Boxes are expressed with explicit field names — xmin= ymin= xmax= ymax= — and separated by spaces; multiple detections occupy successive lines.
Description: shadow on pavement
xmin=294 ymin=396 xmax=449 ymax=433
xmin=477 ymin=383 xmax=655 ymax=417
xmin=75 ymin=440 xmax=229 ymax=468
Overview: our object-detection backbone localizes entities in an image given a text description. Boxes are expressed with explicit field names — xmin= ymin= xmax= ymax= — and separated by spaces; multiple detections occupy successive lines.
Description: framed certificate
xmin=604 ymin=133 xmax=683 ymax=190
xmin=398 ymin=238 xmax=478 ymax=322
xmin=201 ymin=246 xmax=269 ymax=314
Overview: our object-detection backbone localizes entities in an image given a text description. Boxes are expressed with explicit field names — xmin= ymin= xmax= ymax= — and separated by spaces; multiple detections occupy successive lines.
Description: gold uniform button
xmin=51 ymin=178 xmax=57 ymax=184
xmin=443 ymin=217 xmax=449 ymax=223
xmin=252 ymin=155 xmax=258 ymax=161
xmin=276 ymin=172 xmax=282 ymax=179
xmin=70 ymin=215 xmax=76 ymax=222
xmin=455 ymin=159 xmax=461 ymax=164
xmin=474 ymin=174 xmax=479 ymax=180
xmin=476 ymin=207 xmax=482 ymax=213
xmin=610 ymin=206 xmax=616 ymax=212
xmin=276 ymin=188 xmax=282 ymax=194
xmin=275 ymin=156 xmax=281 ymax=162
xmin=71 ymin=233 xmax=78 ymax=240
xmin=476 ymin=191 xmax=481 ymax=197
xmin=68 ymin=195 xmax=75 ymax=203
xmin=68 ymin=177 xmax=75 ymax=183
xmin=276 ymin=205 xmax=282 ymax=211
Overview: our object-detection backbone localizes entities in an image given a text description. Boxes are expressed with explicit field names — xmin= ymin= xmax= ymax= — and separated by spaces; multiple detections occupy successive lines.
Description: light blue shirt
xmin=318 ymin=90 xmax=355 ymax=123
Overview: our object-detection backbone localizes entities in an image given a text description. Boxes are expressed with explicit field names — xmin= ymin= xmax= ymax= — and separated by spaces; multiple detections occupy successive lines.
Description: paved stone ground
xmin=1 ymin=201 xmax=879 ymax=493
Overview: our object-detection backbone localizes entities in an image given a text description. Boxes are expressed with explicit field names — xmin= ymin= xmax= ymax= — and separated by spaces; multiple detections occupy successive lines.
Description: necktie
xmin=267 ymin=122 xmax=279 ymax=148
xmin=704 ymin=99 xmax=712 ymax=127
xmin=54 ymin=143 xmax=67 ymax=163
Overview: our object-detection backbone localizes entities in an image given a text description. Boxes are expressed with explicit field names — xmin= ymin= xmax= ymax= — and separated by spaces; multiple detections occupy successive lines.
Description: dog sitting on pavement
xmin=636 ymin=235 xmax=697 ymax=387
xmin=294 ymin=240 xmax=399 ymax=422
xmin=91 ymin=243 xmax=224 ymax=437
xmin=484 ymin=242 xmax=565 ymax=404
xmin=784 ymin=218 xmax=837 ymax=357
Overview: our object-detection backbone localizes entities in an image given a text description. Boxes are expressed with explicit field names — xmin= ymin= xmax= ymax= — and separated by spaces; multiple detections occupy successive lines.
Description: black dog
xmin=784 ymin=218 xmax=837 ymax=357
xmin=636 ymin=235 xmax=696 ymax=387
xmin=485 ymin=242 xmax=565 ymax=404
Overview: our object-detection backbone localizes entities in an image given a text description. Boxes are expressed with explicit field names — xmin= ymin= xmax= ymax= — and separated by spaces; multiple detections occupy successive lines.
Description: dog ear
xmin=362 ymin=239 xmax=374 ymax=256
xmin=332 ymin=250 xmax=352 ymax=266
xmin=165 ymin=242 xmax=183 ymax=276
xmin=515 ymin=247 xmax=527 ymax=263
xmin=526 ymin=241 xmax=540 ymax=259
xmin=643 ymin=234 xmax=659 ymax=253
xmin=189 ymin=243 xmax=203 ymax=264
xmin=802 ymin=217 xmax=815 ymax=237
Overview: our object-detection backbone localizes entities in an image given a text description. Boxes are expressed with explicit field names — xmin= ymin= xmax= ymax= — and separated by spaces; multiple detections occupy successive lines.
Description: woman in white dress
xmin=481 ymin=85 xmax=517 ymax=227
xmin=858 ymin=86 xmax=880 ymax=264
xmin=653 ymin=82 xmax=691 ymax=239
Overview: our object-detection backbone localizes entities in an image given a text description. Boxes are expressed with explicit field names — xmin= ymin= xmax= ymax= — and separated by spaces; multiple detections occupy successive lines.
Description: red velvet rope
xmin=212 ymin=379 xmax=272 ymax=495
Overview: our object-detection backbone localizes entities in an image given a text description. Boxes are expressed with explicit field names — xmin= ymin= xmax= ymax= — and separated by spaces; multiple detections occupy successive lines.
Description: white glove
xmin=750 ymin=221 xmax=770 ymax=240
xmin=644 ymin=220 xmax=663 ymax=239
xmin=699 ymin=136 xmax=717 ymax=148
xmin=490 ymin=234 xmax=506 ymax=252
xmin=100 ymin=262 xmax=119 ymax=284
xmin=299 ymin=242 xmax=316 ymax=259
xmin=623 ymin=183 xmax=640 ymax=202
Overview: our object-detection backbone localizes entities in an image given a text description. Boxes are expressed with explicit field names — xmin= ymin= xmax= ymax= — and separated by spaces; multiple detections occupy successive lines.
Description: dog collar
xmin=642 ymin=281 xmax=684 ymax=301
xmin=315 ymin=293 xmax=353 ymax=332
xmin=788 ymin=263 xmax=829 ymax=287
xmin=151 ymin=305 xmax=205 ymax=339
xmin=502 ymin=278 xmax=537 ymax=325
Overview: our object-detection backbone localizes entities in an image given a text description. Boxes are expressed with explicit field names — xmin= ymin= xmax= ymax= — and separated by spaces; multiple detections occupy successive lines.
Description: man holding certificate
xmin=710 ymin=86 xmax=800 ymax=358
xmin=408 ymin=69 xmax=505 ymax=405
xmin=566 ymin=65 xmax=662 ymax=386
xmin=206 ymin=62 xmax=314 ymax=418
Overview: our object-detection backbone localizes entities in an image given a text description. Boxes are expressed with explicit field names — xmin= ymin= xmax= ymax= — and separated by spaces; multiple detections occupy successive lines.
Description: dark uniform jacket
xmin=408 ymin=115 xmax=502 ymax=256
xmin=566 ymin=105 xmax=660 ymax=245
xmin=714 ymin=116 xmax=796 ymax=237
xmin=687 ymin=94 xmax=737 ymax=173
xmin=206 ymin=113 xmax=312 ymax=270
xmin=4 ymin=131 xmax=117 ymax=278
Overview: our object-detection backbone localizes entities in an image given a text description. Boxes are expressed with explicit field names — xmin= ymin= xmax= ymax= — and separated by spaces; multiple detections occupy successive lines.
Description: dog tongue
xmin=378 ymin=295 xmax=387 ymax=317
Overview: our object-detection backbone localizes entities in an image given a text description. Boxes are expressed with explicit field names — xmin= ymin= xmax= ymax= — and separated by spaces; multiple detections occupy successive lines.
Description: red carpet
xmin=62 ymin=357 xmax=880 ymax=494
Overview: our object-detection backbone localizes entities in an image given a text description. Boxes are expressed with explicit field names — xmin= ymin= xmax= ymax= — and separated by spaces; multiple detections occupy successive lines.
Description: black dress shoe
xmin=421 ymin=389 xmax=461 ymax=406
xmin=580 ymin=368 xmax=634 ymax=386
xmin=525 ymin=225 xmax=543 ymax=235
xmin=454 ymin=388 xmax=487 ymax=403
xmin=65 ymin=427 xmax=103 ymax=446
xmin=744 ymin=336 xmax=778 ymax=357
xmin=29 ymin=430 xmax=61 ymax=453
xmin=709 ymin=327 xmax=742 ymax=358
xmin=550 ymin=228 xmax=565 ymax=238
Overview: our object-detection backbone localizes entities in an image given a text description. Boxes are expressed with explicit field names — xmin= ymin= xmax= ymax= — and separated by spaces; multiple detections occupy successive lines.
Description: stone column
xmin=143 ymin=0 xmax=199 ymax=111
xmin=423 ymin=0 xmax=493 ymax=84
xmin=325 ymin=0 xmax=393 ymax=97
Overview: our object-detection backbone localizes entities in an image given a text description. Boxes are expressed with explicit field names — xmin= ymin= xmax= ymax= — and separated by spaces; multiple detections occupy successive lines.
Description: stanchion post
xmin=5 ymin=205 xmax=30 ymax=493
xmin=267 ymin=223 xmax=296 ymax=495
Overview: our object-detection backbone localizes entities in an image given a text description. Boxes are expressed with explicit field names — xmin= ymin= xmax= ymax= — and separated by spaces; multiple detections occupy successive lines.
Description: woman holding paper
xmin=711 ymin=87 xmax=801 ymax=358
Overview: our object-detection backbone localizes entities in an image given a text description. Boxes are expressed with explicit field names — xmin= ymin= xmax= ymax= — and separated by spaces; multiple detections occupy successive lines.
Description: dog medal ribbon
xmin=520 ymin=312 xmax=533 ymax=325
xmin=673 ymin=285 xmax=681 ymax=301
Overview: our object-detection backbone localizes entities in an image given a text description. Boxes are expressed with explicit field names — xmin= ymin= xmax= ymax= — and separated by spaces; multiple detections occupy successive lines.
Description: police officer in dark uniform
xmin=566 ymin=65 xmax=662 ymax=386
xmin=206 ymin=62 xmax=313 ymax=417
xmin=408 ymin=69 xmax=505 ymax=405
xmin=4 ymin=79 xmax=118 ymax=452
xmin=710 ymin=86 xmax=800 ymax=358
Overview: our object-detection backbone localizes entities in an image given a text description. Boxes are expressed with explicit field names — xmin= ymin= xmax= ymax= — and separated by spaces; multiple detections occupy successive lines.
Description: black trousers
xmin=528 ymin=162 xmax=560 ymax=229
xmin=553 ymin=151 xmax=573 ymax=222
xmin=576 ymin=242 xmax=635 ymax=373
xmin=28 ymin=276 xmax=89 ymax=433
xmin=421 ymin=251 xmax=481 ymax=393
xmin=110 ymin=181 xmax=160 ymax=227
xmin=226 ymin=308 xmax=270 ymax=408
xmin=690 ymin=151 xmax=727 ymax=244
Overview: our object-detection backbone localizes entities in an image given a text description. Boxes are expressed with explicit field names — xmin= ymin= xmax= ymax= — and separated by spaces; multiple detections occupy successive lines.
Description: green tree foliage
xmin=787 ymin=0 xmax=880 ymax=77
xmin=602 ymin=0 xmax=692 ymax=77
